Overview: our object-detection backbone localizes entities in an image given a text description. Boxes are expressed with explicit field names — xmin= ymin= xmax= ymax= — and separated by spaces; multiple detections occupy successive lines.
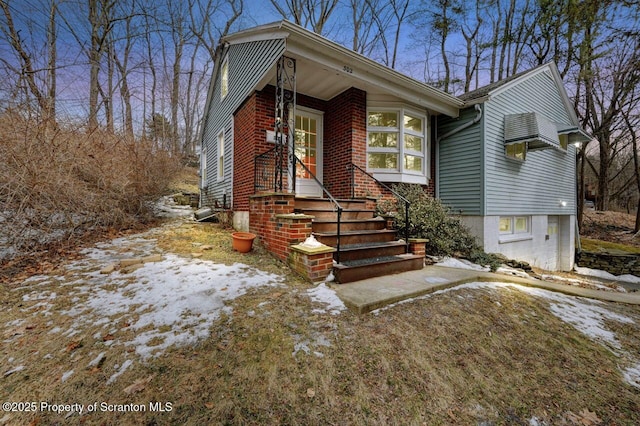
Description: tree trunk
xmin=88 ymin=0 xmax=100 ymax=130
xmin=627 ymin=113 xmax=640 ymax=232
xmin=489 ymin=0 xmax=502 ymax=83
xmin=172 ymin=35 xmax=183 ymax=155
xmin=105 ymin=31 xmax=114 ymax=133
xmin=577 ymin=145 xmax=587 ymax=229
xmin=47 ymin=0 xmax=57 ymax=125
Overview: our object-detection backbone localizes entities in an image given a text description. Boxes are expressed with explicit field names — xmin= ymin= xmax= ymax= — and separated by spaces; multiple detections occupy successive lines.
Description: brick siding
xmin=324 ymin=87 xmax=367 ymax=198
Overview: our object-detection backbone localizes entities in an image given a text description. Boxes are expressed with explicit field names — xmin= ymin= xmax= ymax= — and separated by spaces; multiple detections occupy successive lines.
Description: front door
xmin=294 ymin=109 xmax=323 ymax=197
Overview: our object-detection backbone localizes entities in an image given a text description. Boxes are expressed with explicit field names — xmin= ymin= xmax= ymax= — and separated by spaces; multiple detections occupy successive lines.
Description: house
xmin=437 ymin=63 xmax=591 ymax=271
xmin=199 ymin=20 xmax=590 ymax=282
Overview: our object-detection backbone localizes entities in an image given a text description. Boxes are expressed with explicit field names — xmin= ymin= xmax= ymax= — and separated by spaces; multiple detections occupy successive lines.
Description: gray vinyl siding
xmin=484 ymin=70 xmax=576 ymax=216
xmin=201 ymin=38 xmax=286 ymax=207
xmin=438 ymin=106 xmax=483 ymax=215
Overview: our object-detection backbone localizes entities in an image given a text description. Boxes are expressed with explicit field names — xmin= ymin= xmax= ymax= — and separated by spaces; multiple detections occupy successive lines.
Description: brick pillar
xmin=408 ymin=238 xmax=428 ymax=257
xmin=324 ymin=87 xmax=367 ymax=198
xmin=289 ymin=244 xmax=336 ymax=283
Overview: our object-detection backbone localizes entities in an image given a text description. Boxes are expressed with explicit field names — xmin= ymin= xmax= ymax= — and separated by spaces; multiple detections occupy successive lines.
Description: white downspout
xmin=437 ymin=104 xmax=483 ymax=143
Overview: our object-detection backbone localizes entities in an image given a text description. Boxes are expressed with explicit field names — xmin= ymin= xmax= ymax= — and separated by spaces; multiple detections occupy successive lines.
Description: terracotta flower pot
xmin=232 ymin=232 xmax=256 ymax=253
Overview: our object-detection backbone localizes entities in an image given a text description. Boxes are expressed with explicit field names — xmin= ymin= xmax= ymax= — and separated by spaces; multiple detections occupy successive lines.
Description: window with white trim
xmin=367 ymin=108 xmax=427 ymax=179
xmin=217 ymin=131 xmax=225 ymax=181
xmin=499 ymin=216 xmax=530 ymax=235
xmin=220 ymin=57 xmax=229 ymax=100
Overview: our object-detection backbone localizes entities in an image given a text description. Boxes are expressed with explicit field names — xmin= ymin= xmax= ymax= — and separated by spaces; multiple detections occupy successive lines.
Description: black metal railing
xmin=347 ymin=163 xmax=411 ymax=254
xmin=293 ymin=156 xmax=344 ymax=264
xmin=254 ymin=147 xmax=279 ymax=193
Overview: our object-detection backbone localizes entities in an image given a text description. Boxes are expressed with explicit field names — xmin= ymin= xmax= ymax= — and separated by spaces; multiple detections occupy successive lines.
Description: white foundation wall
xmin=460 ymin=215 xmax=575 ymax=271
xmin=233 ymin=211 xmax=250 ymax=231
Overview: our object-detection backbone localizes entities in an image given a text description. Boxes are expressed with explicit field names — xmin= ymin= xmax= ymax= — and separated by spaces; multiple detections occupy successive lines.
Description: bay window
xmin=367 ymin=108 xmax=427 ymax=183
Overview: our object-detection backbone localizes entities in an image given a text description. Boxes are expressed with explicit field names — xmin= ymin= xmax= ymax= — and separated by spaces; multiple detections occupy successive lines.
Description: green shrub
xmin=381 ymin=183 xmax=477 ymax=258
xmin=467 ymin=249 xmax=503 ymax=272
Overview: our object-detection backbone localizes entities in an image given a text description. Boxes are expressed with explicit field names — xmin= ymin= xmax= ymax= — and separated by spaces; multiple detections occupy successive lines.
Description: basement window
xmin=499 ymin=216 xmax=532 ymax=243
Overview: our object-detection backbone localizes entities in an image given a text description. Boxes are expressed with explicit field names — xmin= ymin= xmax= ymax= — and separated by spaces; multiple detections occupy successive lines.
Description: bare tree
xmin=349 ymin=0 xmax=386 ymax=55
xmin=0 ymin=0 xmax=57 ymax=122
xmin=460 ymin=0 xmax=483 ymax=92
xmin=427 ymin=0 xmax=462 ymax=92
xmin=626 ymin=110 xmax=640 ymax=231
xmin=111 ymin=0 xmax=139 ymax=139
xmin=269 ymin=0 xmax=338 ymax=34
xmin=47 ymin=0 xmax=57 ymax=122
xmin=575 ymin=2 xmax=640 ymax=211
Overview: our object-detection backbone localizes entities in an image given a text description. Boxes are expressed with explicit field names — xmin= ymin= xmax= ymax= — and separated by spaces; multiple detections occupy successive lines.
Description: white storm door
xmin=546 ymin=216 xmax=559 ymax=270
xmin=294 ymin=109 xmax=323 ymax=197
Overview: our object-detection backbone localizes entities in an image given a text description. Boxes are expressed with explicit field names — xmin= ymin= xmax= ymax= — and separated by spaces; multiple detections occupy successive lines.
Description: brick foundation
xmin=249 ymin=193 xmax=313 ymax=262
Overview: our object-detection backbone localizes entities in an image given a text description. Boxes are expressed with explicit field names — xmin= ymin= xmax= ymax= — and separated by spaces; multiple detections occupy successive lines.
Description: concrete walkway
xmin=332 ymin=265 xmax=640 ymax=314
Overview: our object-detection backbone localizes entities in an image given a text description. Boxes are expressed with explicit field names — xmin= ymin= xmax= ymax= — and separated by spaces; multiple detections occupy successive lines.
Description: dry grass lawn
xmin=2 ymin=221 xmax=640 ymax=425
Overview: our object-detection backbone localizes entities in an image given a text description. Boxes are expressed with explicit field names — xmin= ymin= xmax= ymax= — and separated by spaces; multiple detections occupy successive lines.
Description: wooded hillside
xmin=1 ymin=0 xmax=638 ymax=224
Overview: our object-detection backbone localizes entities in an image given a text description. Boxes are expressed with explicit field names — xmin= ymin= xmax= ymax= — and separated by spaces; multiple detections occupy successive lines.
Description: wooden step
xmin=294 ymin=197 xmax=366 ymax=210
xmin=314 ymin=229 xmax=397 ymax=246
xmin=311 ymin=217 xmax=385 ymax=233
xmin=337 ymin=241 xmax=408 ymax=262
xmin=299 ymin=209 xmax=376 ymax=220
xmin=333 ymin=254 xmax=424 ymax=283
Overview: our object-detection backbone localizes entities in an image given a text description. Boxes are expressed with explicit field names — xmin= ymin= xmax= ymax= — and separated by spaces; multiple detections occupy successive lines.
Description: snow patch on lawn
xmin=88 ymin=352 xmax=105 ymax=368
xmin=514 ymin=285 xmax=634 ymax=350
xmin=107 ymin=359 xmax=133 ymax=384
xmin=306 ymin=283 xmax=346 ymax=315
xmin=622 ymin=362 xmax=640 ymax=389
xmin=574 ymin=266 xmax=640 ymax=284
xmin=61 ymin=253 xmax=284 ymax=359
xmin=4 ymin=365 xmax=25 ymax=377
xmin=61 ymin=370 xmax=74 ymax=382
xmin=436 ymin=257 xmax=490 ymax=272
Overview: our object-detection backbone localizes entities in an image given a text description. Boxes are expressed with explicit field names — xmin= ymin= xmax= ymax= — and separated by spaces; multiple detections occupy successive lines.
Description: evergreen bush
xmin=380 ymin=183 xmax=501 ymax=271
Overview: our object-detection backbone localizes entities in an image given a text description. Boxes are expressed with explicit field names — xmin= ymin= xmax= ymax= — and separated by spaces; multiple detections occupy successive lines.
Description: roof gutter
xmin=437 ymin=104 xmax=483 ymax=142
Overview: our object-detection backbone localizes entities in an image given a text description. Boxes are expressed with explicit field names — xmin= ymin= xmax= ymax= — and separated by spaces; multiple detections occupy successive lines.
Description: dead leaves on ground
xmin=123 ymin=374 xmax=156 ymax=394
xmin=566 ymin=409 xmax=602 ymax=425
xmin=65 ymin=340 xmax=82 ymax=352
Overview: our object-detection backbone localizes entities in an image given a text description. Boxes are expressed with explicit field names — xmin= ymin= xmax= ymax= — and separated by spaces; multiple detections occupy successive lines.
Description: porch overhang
xmin=226 ymin=21 xmax=463 ymax=118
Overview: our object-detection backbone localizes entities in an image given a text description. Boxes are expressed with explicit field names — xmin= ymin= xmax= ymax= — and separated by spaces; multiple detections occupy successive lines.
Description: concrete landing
xmin=332 ymin=265 xmax=640 ymax=314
